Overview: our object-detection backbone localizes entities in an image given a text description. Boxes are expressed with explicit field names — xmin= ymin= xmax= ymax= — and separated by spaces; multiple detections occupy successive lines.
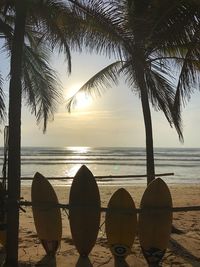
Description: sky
xmin=0 ymin=48 xmax=200 ymax=148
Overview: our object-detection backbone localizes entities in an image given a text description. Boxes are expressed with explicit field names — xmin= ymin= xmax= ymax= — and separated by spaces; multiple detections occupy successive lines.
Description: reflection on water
xmin=1 ymin=146 xmax=200 ymax=185
xmin=66 ymin=146 xmax=90 ymax=154
xmin=65 ymin=164 xmax=83 ymax=177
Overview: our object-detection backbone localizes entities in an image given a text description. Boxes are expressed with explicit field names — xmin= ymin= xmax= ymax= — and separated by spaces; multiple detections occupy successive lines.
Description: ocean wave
xmin=1 ymin=147 xmax=200 ymax=183
xmin=1 ymin=160 xmax=197 ymax=168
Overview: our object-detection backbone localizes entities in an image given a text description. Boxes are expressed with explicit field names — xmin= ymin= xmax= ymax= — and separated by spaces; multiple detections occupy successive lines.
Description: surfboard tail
xmin=41 ymin=240 xmax=60 ymax=257
xmin=141 ymin=247 xmax=165 ymax=267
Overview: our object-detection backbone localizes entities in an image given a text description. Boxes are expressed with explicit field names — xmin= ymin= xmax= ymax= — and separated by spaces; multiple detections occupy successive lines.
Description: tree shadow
xmin=0 ymin=247 xmax=5 ymax=266
xmin=35 ymin=255 xmax=56 ymax=267
xmin=169 ymin=238 xmax=200 ymax=267
xmin=76 ymin=256 xmax=93 ymax=267
xmin=114 ymin=256 xmax=130 ymax=267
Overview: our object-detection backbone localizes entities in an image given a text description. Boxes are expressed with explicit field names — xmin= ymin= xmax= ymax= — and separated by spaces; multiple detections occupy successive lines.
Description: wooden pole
xmin=19 ymin=200 xmax=200 ymax=213
xmin=19 ymin=172 xmax=174 ymax=180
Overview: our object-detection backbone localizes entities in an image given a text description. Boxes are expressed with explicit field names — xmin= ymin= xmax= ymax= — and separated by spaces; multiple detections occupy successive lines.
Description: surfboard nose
xmin=76 ymin=165 xmax=92 ymax=176
xmin=34 ymin=172 xmax=44 ymax=180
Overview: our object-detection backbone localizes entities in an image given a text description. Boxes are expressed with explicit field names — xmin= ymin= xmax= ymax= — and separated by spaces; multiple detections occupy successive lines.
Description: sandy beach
xmin=0 ymin=184 xmax=200 ymax=266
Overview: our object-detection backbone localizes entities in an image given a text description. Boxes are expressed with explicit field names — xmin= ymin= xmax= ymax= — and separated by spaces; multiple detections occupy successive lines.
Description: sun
xmin=74 ymin=91 xmax=91 ymax=109
xmin=65 ymin=83 xmax=92 ymax=110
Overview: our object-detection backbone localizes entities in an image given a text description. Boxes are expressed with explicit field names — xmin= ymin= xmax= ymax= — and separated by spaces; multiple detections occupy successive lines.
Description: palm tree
xmin=66 ymin=0 xmax=200 ymax=184
xmin=0 ymin=1 xmax=83 ymax=265
xmin=0 ymin=16 xmax=62 ymax=267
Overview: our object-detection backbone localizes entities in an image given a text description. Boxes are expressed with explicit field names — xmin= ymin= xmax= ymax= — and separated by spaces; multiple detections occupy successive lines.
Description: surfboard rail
xmin=105 ymin=188 xmax=137 ymax=258
xmin=31 ymin=172 xmax=62 ymax=256
xmin=69 ymin=165 xmax=101 ymax=257
xmin=138 ymin=178 xmax=173 ymax=266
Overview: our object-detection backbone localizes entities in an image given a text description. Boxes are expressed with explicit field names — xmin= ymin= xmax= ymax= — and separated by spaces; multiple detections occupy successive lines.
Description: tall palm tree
xmin=0 ymin=1 xmax=83 ymax=265
xmin=66 ymin=0 xmax=200 ymax=184
xmin=0 ymin=17 xmax=61 ymax=267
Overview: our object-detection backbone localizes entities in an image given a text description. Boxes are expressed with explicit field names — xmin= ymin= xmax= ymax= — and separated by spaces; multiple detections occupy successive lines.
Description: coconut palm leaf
xmin=0 ymin=15 xmax=12 ymax=38
xmin=28 ymin=0 xmax=85 ymax=73
xmin=22 ymin=43 xmax=61 ymax=132
xmin=174 ymin=40 xmax=200 ymax=105
xmin=147 ymin=0 xmax=200 ymax=49
xmin=0 ymin=73 xmax=5 ymax=122
xmin=66 ymin=60 xmax=123 ymax=112
xmin=67 ymin=0 xmax=127 ymax=58
xmin=145 ymin=68 xmax=183 ymax=141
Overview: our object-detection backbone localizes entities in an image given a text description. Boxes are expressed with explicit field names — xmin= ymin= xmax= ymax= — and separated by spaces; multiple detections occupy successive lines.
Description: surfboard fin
xmin=41 ymin=240 xmax=59 ymax=257
xmin=141 ymin=247 xmax=165 ymax=266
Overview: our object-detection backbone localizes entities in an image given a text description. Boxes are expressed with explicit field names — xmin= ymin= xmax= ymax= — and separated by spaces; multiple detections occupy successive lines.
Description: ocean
xmin=0 ymin=146 xmax=200 ymax=186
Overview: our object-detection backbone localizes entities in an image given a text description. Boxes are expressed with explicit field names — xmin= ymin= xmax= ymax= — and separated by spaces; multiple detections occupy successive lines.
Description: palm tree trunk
xmin=140 ymin=82 xmax=155 ymax=185
xmin=5 ymin=3 xmax=26 ymax=266
xmin=134 ymin=55 xmax=155 ymax=185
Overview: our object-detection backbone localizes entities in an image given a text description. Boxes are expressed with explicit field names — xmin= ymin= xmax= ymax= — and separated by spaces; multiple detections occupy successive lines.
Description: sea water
xmin=0 ymin=146 xmax=200 ymax=186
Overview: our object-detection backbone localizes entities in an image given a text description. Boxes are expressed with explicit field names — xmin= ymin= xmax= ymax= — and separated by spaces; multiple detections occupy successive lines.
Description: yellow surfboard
xmin=69 ymin=165 xmax=101 ymax=257
xmin=31 ymin=172 xmax=62 ymax=256
xmin=105 ymin=188 xmax=137 ymax=257
xmin=139 ymin=178 xmax=172 ymax=266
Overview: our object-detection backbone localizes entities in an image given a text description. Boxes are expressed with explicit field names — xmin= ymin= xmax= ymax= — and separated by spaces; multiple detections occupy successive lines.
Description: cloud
xmin=55 ymin=109 xmax=117 ymax=121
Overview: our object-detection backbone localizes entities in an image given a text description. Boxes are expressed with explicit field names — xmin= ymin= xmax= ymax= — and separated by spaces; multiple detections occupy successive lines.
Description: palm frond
xmin=175 ymin=59 xmax=200 ymax=105
xmin=118 ymin=60 xmax=138 ymax=90
xmin=172 ymin=28 xmax=200 ymax=121
xmin=66 ymin=60 xmax=123 ymax=112
xmin=147 ymin=0 xmax=200 ymax=52
xmin=173 ymin=58 xmax=200 ymax=131
xmin=28 ymin=0 xmax=84 ymax=74
xmin=0 ymin=73 xmax=6 ymax=123
xmin=67 ymin=0 xmax=128 ymax=59
xmin=0 ymin=15 xmax=13 ymax=39
xmin=22 ymin=43 xmax=61 ymax=132
xmin=145 ymin=67 xmax=183 ymax=142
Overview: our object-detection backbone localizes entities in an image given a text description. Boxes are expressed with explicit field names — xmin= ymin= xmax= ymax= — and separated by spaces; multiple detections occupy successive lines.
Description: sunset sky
xmin=0 ymin=49 xmax=200 ymax=148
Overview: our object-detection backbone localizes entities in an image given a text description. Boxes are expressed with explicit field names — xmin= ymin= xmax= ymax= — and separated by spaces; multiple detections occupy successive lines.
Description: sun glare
xmin=66 ymin=83 xmax=92 ymax=110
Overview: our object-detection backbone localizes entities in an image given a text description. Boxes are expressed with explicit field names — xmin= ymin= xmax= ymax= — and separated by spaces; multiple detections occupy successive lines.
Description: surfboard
xmin=31 ymin=172 xmax=62 ymax=256
xmin=138 ymin=178 xmax=173 ymax=266
xmin=105 ymin=188 xmax=137 ymax=257
xmin=69 ymin=165 xmax=101 ymax=257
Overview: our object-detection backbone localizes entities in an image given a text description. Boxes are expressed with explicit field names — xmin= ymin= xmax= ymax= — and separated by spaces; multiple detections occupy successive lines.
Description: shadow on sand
xmin=169 ymin=238 xmax=200 ymax=267
xmin=114 ymin=256 xmax=130 ymax=267
xmin=76 ymin=256 xmax=93 ymax=267
xmin=35 ymin=255 xmax=56 ymax=267
xmin=0 ymin=250 xmax=5 ymax=266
